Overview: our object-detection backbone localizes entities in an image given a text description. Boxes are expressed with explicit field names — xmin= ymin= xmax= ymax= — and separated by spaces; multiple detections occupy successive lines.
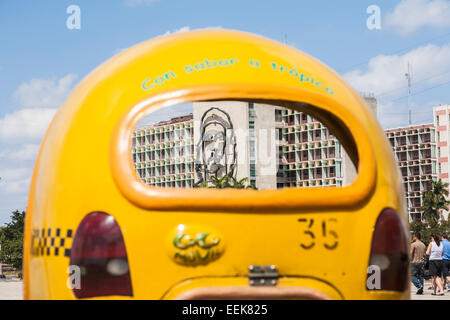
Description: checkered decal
xmin=31 ymin=228 xmax=73 ymax=257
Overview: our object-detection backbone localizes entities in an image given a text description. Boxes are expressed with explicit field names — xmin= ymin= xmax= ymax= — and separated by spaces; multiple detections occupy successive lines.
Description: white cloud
xmin=125 ymin=0 xmax=159 ymax=7
xmin=385 ymin=0 xmax=450 ymax=34
xmin=0 ymin=108 xmax=57 ymax=144
xmin=0 ymin=144 xmax=40 ymax=161
xmin=0 ymin=177 xmax=31 ymax=194
xmin=344 ymin=43 xmax=450 ymax=95
xmin=163 ymin=26 xmax=191 ymax=36
xmin=0 ymin=74 xmax=77 ymax=216
xmin=12 ymin=73 xmax=78 ymax=109
xmin=0 ymin=167 xmax=32 ymax=181
xmin=343 ymin=43 xmax=450 ymax=128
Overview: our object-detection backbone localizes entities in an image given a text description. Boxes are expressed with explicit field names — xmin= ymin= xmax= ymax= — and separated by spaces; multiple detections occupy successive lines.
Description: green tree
xmin=195 ymin=173 xmax=257 ymax=190
xmin=420 ymin=179 xmax=450 ymax=223
xmin=209 ymin=174 xmax=232 ymax=189
xmin=228 ymin=176 xmax=256 ymax=189
xmin=0 ymin=210 xmax=25 ymax=271
xmin=410 ymin=219 xmax=450 ymax=246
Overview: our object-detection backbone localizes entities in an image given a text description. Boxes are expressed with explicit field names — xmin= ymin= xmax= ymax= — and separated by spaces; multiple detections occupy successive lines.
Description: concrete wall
xmin=193 ymin=101 xmax=250 ymax=184
xmin=193 ymin=101 xmax=277 ymax=189
xmin=342 ymin=97 xmax=378 ymax=186
xmin=364 ymin=96 xmax=377 ymax=116
xmin=434 ymin=105 xmax=450 ymax=185
xmin=254 ymin=103 xmax=277 ymax=190
xmin=342 ymin=149 xmax=357 ymax=187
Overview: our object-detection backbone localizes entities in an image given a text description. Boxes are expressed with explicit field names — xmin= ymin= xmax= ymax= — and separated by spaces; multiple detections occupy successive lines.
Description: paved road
xmin=0 ymin=278 xmax=448 ymax=300
xmin=410 ymin=279 xmax=450 ymax=300
xmin=0 ymin=279 xmax=23 ymax=300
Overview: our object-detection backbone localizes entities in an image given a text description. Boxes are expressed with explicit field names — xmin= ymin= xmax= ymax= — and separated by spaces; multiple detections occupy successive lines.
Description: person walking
xmin=426 ymin=233 xmax=445 ymax=296
xmin=442 ymin=233 xmax=450 ymax=292
xmin=411 ymin=232 xmax=426 ymax=294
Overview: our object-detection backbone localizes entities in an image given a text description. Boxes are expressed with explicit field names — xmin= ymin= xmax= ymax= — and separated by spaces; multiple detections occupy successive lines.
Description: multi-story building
xmin=385 ymin=124 xmax=437 ymax=220
xmin=433 ymin=104 xmax=450 ymax=184
xmin=132 ymin=101 xmax=278 ymax=190
xmin=132 ymin=99 xmax=375 ymax=191
xmin=275 ymin=108 xmax=346 ymax=188
xmin=274 ymin=94 xmax=377 ymax=189
xmin=131 ymin=100 xmax=449 ymax=222
xmin=432 ymin=104 xmax=450 ymax=220
xmin=131 ymin=114 xmax=195 ymax=188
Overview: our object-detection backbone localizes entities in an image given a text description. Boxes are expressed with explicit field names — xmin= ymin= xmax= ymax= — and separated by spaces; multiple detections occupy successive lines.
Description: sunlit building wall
xmin=275 ymin=108 xmax=345 ymax=188
xmin=385 ymin=124 xmax=437 ymax=220
xmin=433 ymin=104 xmax=450 ymax=185
xmin=131 ymin=114 xmax=195 ymax=188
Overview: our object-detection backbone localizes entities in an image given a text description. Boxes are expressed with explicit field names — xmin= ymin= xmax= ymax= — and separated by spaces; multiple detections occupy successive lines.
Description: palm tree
xmin=194 ymin=173 xmax=257 ymax=189
xmin=420 ymin=179 xmax=450 ymax=222
xmin=229 ymin=176 xmax=258 ymax=189
xmin=209 ymin=174 xmax=232 ymax=189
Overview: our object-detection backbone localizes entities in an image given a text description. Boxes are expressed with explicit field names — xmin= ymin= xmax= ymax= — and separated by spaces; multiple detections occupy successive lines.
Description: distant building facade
xmin=132 ymin=101 xmax=357 ymax=190
xmin=131 ymin=99 xmax=450 ymax=221
xmin=131 ymin=115 xmax=195 ymax=188
xmin=132 ymin=98 xmax=377 ymax=191
xmin=385 ymin=124 xmax=437 ymax=220
xmin=275 ymin=107 xmax=347 ymax=188
xmin=433 ymin=104 xmax=450 ymax=184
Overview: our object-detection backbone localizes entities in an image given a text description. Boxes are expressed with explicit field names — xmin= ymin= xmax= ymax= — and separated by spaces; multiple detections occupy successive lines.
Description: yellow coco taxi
xmin=23 ymin=29 xmax=410 ymax=300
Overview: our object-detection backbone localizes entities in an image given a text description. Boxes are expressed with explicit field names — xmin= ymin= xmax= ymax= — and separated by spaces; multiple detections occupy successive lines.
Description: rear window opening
xmin=130 ymin=99 xmax=358 ymax=190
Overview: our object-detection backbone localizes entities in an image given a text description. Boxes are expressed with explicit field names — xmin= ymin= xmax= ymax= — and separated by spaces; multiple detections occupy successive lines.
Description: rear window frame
xmin=110 ymin=84 xmax=377 ymax=212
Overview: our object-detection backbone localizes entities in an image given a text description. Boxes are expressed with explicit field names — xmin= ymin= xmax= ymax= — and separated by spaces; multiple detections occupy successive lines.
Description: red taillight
xmin=70 ymin=212 xmax=133 ymax=298
xmin=367 ymin=208 xmax=408 ymax=291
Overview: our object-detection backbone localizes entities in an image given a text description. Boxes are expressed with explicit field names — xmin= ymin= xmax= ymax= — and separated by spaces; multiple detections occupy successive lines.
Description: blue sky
xmin=1 ymin=0 xmax=450 ymax=223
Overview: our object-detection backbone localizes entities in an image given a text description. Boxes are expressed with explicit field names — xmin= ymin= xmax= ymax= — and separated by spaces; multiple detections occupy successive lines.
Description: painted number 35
xmin=298 ymin=218 xmax=338 ymax=250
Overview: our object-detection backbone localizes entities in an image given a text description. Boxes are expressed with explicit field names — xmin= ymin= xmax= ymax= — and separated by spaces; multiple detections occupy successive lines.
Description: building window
xmin=314 ymin=130 xmax=321 ymax=140
xmin=329 ymin=166 xmax=335 ymax=177
xmin=275 ymin=109 xmax=282 ymax=122
xmin=315 ymin=149 xmax=321 ymax=160
xmin=250 ymin=162 xmax=256 ymax=178
xmin=316 ymin=168 xmax=322 ymax=179
xmin=250 ymin=141 xmax=255 ymax=158
xmin=248 ymin=103 xmax=255 ymax=118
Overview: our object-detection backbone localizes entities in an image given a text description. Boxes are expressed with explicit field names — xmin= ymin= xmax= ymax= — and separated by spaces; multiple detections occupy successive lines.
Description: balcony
xmin=277 ymin=177 xmax=296 ymax=184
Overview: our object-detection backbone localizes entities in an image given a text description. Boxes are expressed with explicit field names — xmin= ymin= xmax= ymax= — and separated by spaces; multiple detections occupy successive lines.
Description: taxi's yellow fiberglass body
xmin=23 ymin=29 xmax=409 ymax=300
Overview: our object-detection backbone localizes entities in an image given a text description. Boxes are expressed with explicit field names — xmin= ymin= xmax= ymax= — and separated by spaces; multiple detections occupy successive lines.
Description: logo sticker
xmin=169 ymin=224 xmax=224 ymax=266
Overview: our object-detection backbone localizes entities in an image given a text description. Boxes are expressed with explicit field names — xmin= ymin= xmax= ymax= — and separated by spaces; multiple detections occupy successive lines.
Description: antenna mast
xmin=405 ymin=62 xmax=412 ymax=125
